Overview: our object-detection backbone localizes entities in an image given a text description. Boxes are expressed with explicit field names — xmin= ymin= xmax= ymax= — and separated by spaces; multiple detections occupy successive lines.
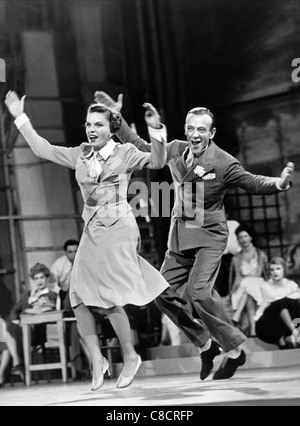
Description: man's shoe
xmin=213 ymin=350 xmax=246 ymax=380
xmin=200 ymin=341 xmax=222 ymax=381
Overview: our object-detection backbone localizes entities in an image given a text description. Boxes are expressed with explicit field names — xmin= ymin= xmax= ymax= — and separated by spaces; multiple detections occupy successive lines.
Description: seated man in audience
xmin=50 ymin=239 xmax=79 ymax=313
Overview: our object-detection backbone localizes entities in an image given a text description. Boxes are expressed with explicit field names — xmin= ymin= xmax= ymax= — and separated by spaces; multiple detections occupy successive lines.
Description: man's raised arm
xmin=94 ymin=91 xmax=167 ymax=153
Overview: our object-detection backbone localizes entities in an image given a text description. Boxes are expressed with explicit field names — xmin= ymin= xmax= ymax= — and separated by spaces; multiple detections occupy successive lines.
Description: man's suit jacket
xmin=118 ymin=120 xmax=283 ymax=253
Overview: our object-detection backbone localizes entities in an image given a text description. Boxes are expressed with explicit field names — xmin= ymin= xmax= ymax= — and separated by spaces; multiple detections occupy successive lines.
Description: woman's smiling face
xmin=85 ymin=112 xmax=111 ymax=151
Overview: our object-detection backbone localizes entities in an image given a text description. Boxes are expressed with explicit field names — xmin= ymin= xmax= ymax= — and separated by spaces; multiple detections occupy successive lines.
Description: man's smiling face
xmin=185 ymin=113 xmax=216 ymax=157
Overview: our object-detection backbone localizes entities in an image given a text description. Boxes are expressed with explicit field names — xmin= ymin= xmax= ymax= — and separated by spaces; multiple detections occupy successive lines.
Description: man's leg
xmin=156 ymin=249 xmax=210 ymax=348
xmin=156 ymin=250 xmax=222 ymax=380
xmin=188 ymin=246 xmax=246 ymax=352
xmin=187 ymin=247 xmax=247 ymax=380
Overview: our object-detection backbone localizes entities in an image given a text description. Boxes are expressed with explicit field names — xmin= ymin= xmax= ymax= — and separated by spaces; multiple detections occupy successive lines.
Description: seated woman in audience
xmin=0 ymin=263 xmax=56 ymax=386
xmin=255 ymin=257 xmax=300 ymax=349
xmin=230 ymin=225 xmax=269 ymax=337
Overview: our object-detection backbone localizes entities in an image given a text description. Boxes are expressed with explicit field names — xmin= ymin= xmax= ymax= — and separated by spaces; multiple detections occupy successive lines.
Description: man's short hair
xmin=186 ymin=107 xmax=216 ymax=129
xmin=64 ymin=239 xmax=79 ymax=251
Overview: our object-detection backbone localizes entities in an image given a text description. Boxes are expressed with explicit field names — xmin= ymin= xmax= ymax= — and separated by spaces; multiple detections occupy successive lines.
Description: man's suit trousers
xmin=156 ymin=246 xmax=246 ymax=352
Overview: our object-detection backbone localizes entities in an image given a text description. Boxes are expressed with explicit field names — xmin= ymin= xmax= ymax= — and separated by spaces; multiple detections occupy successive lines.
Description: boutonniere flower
xmin=194 ymin=166 xmax=206 ymax=178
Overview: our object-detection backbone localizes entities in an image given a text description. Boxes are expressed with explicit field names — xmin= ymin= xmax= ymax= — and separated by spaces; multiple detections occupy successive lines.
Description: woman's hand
xmin=4 ymin=90 xmax=26 ymax=118
xmin=143 ymin=103 xmax=161 ymax=129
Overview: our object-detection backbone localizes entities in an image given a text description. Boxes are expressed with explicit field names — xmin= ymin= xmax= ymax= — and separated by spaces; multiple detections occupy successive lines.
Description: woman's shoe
xmin=117 ymin=355 xmax=142 ymax=389
xmin=11 ymin=365 xmax=24 ymax=383
xmin=91 ymin=357 xmax=110 ymax=391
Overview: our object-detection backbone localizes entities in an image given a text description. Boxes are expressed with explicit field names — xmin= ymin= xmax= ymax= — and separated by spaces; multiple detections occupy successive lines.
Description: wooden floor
xmin=1 ymin=365 xmax=300 ymax=406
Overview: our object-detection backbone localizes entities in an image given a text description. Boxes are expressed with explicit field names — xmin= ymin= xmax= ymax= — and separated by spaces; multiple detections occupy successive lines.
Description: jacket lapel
xmin=182 ymin=141 xmax=216 ymax=183
xmin=174 ymin=147 xmax=189 ymax=179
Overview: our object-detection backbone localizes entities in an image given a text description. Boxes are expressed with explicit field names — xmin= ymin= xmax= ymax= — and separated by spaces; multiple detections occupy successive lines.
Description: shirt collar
xmin=84 ymin=139 xmax=117 ymax=161
xmin=31 ymin=288 xmax=49 ymax=297
xmin=184 ymin=140 xmax=211 ymax=164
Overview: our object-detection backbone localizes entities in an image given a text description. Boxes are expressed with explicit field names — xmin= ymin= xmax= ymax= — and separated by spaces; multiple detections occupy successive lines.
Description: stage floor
xmin=1 ymin=365 xmax=300 ymax=406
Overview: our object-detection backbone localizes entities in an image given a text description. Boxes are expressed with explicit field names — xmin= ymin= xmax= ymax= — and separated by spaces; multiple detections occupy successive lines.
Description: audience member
xmin=0 ymin=263 xmax=56 ymax=386
xmin=50 ymin=239 xmax=79 ymax=312
xmin=230 ymin=225 xmax=269 ymax=337
xmin=255 ymin=257 xmax=300 ymax=349
xmin=0 ymin=316 xmax=8 ymax=387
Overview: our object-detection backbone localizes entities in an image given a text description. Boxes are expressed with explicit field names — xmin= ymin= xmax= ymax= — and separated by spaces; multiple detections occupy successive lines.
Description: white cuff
xmin=148 ymin=124 xmax=167 ymax=143
xmin=14 ymin=113 xmax=30 ymax=129
xmin=276 ymin=178 xmax=290 ymax=191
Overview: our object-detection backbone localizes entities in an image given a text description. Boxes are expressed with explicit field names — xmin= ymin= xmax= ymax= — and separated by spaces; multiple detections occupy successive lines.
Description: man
xmin=95 ymin=91 xmax=294 ymax=380
xmin=50 ymin=239 xmax=79 ymax=312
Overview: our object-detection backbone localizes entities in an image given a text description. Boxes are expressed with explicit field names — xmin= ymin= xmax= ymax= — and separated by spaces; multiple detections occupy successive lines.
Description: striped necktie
xmin=186 ymin=149 xmax=195 ymax=169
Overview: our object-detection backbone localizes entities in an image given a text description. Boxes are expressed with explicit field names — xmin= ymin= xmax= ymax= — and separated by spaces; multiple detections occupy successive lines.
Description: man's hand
xmin=143 ymin=103 xmax=161 ymax=129
xmin=94 ymin=91 xmax=123 ymax=113
xmin=4 ymin=90 xmax=26 ymax=118
xmin=278 ymin=162 xmax=295 ymax=190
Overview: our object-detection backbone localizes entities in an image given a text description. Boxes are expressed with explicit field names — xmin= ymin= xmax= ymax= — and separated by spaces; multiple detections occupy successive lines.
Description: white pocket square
xmin=202 ymin=173 xmax=216 ymax=180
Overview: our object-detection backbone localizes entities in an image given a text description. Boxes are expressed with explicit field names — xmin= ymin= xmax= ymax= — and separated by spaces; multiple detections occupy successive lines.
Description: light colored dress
xmin=15 ymin=114 xmax=169 ymax=309
xmin=255 ymin=278 xmax=300 ymax=320
xmin=230 ymin=249 xmax=268 ymax=311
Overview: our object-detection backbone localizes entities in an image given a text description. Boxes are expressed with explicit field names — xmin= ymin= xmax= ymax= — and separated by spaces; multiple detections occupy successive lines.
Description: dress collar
xmin=83 ymin=139 xmax=117 ymax=161
xmin=31 ymin=287 xmax=50 ymax=297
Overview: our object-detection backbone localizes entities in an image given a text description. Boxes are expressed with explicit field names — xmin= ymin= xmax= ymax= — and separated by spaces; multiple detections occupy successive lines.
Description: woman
xmin=5 ymin=90 xmax=168 ymax=390
xmin=0 ymin=263 xmax=56 ymax=387
xmin=255 ymin=257 xmax=300 ymax=349
xmin=230 ymin=225 xmax=269 ymax=337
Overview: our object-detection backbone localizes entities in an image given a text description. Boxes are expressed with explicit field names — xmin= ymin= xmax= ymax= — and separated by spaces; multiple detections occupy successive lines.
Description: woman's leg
xmin=279 ymin=308 xmax=297 ymax=346
xmin=103 ymin=306 xmax=140 ymax=377
xmin=232 ymin=292 xmax=248 ymax=323
xmin=0 ymin=349 xmax=11 ymax=384
xmin=73 ymin=303 xmax=105 ymax=380
xmin=5 ymin=331 xmax=22 ymax=367
xmin=246 ymin=296 xmax=257 ymax=337
xmin=76 ymin=324 xmax=92 ymax=367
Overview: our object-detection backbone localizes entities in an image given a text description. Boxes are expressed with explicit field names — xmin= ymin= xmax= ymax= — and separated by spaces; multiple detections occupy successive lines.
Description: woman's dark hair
xmin=235 ymin=224 xmax=258 ymax=246
xmin=86 ymin=103 xmax=122 ymax=134
xmin=30 ymin=263 xmax=50 ymax=279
